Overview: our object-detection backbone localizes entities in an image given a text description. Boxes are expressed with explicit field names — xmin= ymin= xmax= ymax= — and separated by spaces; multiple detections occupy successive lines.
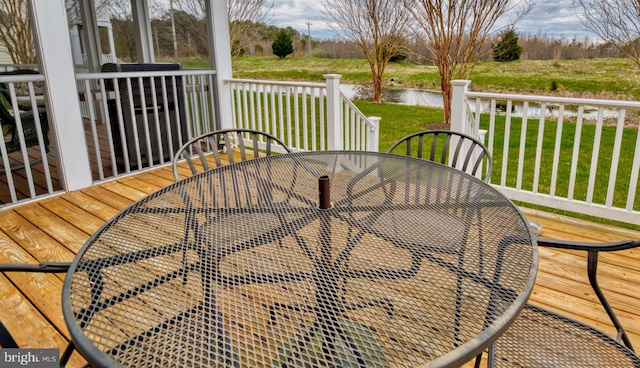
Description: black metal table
xmin=62 ymin=151 xmax=537 ymax=367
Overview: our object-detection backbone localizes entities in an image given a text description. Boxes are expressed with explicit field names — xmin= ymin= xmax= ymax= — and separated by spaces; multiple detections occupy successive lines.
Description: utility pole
xmin=306 ymin=21 xmax=312 ymax=56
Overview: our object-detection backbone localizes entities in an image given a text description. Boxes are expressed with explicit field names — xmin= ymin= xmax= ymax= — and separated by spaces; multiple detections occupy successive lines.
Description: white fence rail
xmin=227 ymin=75 xmax=379 ymax=152
xmin=0 ymin=70 xmax=379 ymax=208
xmin=452 ymin=80 xmax=640 ymax=226
xmin=76 ymin=69 xmax=217 ymax=180
xmin=0 ymin=72 xmax=55 ymax=204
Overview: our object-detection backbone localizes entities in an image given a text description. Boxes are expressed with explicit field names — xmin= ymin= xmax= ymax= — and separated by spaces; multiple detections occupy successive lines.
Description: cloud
xmin=268 ymin=0 xmax=336 ymax=39
xmin=266 ymin=0 xmax=597 ymax=41
xmin=514 ymin=1 xmax=594 ymax=39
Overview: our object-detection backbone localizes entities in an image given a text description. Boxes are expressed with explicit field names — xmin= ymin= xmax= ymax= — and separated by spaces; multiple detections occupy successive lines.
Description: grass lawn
xmin=177 ymin=55 xmax=639 ymax=229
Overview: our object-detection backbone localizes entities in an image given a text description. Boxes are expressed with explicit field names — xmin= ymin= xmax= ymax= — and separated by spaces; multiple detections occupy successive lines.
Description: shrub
xmin=272 ymin=30 xmax=294 ymax=59
xmin=492 ymin=29 xmax=523 ymax=62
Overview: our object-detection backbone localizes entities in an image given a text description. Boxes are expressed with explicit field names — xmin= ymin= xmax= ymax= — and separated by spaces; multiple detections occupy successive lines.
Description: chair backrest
xmin=172 ymin=128 xmax=292 ymax=181
xmin=386 ymin=130 xmax=493 ymax=183
xmin=0 ymin=89 xmax=49 ymax=156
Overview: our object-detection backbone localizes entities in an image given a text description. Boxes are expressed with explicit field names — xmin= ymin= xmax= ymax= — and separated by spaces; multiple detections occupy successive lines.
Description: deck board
xmin=0 ymin=158 xmax=639 ymax=367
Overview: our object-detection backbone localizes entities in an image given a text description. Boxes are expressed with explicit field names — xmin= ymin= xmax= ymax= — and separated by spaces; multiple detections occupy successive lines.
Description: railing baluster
xmin=302 ymin=86 xmax=308 ymax=150
xmin=310 ymin=87 xmax=317 ymax=151
xmin=586 ymin=108 xmax=604 ymax=204
xmin=550 ymin=104 xmax=565 ymax=198
xmin=516 ymin=101 xmax=529 ymax=190
xmin=568 ymin=106 xmax=585 ymax=200
xmin=277 ymin=86 xmax=285 ymax=146
xmin=488 ymin=99 xmax=497 ymax=165
xmin=148 ymin=76 xmax=161 ymax=166
xmin=501 ymin=100 xmax=513 ymax=187
xmin=627 ymin=127 xmax=640 ymax=212
xmin=606 ymin=109 xmax=626 ymax=207
xmin=159 ymin=75 xmax=172 ymax=162
xmin=532 ymin=103 xmax=546 ymax=194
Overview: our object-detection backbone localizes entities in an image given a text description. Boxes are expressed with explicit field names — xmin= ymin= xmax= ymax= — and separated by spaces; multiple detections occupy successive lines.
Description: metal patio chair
xmin=387 ymin=129 xmax=543 ymax=236
xmin=172 ymin=128 xmax=292 ymax=181
xmin=386 ymin=129 xmax=493 ymax=183
xmin=0 ymin=88 xmax=50 ymax=171
xmin=482 ymin=237 xmax=640 ymax=367
xmin=0 ymin=262 xmax=78 ymax=365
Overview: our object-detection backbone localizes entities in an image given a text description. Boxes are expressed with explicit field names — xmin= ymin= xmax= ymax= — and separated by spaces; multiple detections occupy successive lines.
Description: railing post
xmin=324 ymin=74 xmax=342 ymax=150
xmin=31 ymin=0 xmax=92 ymax=191
xmin=367 ymin=116 xmax=381 ymax=152
xmin=207 ymin=0 xmax=234 ymax=131
xmin=450 ymin=80 xmax=473 ymax=136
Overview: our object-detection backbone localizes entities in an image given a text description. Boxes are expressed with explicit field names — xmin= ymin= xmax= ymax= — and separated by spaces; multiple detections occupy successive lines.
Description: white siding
xmin=0 ymin=44 xmax=13 ymax=65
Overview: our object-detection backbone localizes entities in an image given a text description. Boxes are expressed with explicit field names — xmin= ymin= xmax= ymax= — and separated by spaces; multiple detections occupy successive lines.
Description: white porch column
xmin=450 ymin=80 xmax=474 ymax=137
xmin=106 ymin=24 xmax=117 ymax=62
xmin=79 ymin=0 xmax=103 ymax=72
xmin=30 ymin=0 xmax=92 ymax=191
xmin=132 ymin=0 xmax=155 ymax=63
xmin=206 ymin=0 xmax=234 ymax=130
xmin=324 ymin=74 xmax=342 ymax=150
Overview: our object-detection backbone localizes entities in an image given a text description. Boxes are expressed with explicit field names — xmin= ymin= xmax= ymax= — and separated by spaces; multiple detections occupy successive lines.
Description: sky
xmin=268 ymin=0 xmax=598 ymax=42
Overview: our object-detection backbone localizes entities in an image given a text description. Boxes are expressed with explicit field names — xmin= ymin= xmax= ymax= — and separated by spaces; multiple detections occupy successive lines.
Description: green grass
xmin=351 ymin=101 xmax=445 ymax=151
xmin=478 ymin=114 xmax=639 ymax=207
xmin=175 ymin=55 xmax=640 ymax=230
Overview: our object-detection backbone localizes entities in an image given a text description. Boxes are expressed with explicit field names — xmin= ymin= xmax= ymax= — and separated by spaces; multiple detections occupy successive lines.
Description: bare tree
xmin=0 ymin=0 xmax=36 ymax=64
xmin=403 ymin=0 xmax=533 ymax=124
xmin=574 ymin=0 xmax=640 ymax=68
xmin=106 ymin=0 xmax=138 ymax=61
xmin=175 ymin=0 xmax=272 ymax=57
xmin=322 ymin=0 xmax=411 ymax=104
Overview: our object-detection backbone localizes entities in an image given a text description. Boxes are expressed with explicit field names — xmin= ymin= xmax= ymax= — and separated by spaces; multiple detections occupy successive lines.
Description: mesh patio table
xmin=62 ymin=150 xmax=538 ymax=368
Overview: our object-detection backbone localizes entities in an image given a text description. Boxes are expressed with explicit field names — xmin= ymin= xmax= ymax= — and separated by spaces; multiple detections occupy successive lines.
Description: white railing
xmin=226 ymin=75 xmax=379 ymax=152
xmin=76 ymin=69 xmax=218 ymax=181
xmin=0 ymin=72 xmax=56 ymax=204
xmin=0 ymin=69 xmax=380 ymax=208
xmin=452 ymin=80 xmax=640 ymax=226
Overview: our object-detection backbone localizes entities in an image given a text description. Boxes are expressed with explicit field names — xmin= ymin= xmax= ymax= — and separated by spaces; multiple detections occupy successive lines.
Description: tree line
xmin=116 ymin=14 xmax=625 ymax=63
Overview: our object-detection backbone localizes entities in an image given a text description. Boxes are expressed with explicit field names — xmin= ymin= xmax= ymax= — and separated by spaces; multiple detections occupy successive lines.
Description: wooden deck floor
xmin=1 ymin=157 xmax=639 ymax=367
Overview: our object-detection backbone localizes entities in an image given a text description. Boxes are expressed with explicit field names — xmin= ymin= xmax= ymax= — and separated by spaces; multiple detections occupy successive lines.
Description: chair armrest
xmin=536 ymin=237 xmax=640 ymax=252
xmin=0 ymin=262 xmax=70 ymax=273
xmin=536 ymin=236 xmax=639 ymax=351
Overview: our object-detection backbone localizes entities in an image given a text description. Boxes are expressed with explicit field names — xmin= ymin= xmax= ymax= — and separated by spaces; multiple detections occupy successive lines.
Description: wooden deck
xmin=1 ymin=156 xmax=639 ymax=367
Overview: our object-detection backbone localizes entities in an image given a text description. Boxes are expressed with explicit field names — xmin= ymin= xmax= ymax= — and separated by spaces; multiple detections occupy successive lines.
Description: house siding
xmin=0 ymin=44 xmax=13 ymax=65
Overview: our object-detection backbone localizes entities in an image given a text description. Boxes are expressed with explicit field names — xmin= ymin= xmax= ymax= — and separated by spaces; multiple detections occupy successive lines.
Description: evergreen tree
xmin=492 ymin=29 xmax=523 ymax=62
xmin=272 ymin=30 xmax=294 ymax=59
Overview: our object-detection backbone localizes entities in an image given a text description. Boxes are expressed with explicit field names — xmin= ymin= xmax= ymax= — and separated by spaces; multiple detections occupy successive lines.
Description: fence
xmin=452 ymin=80 xmax=640 ymax=226
xmin=0 ymin=70 xmax=379 ymax=208
xmin=227 ymin=75 xmax=379 ymax=152
xmin=0 ymin=72 xmax=54 ymax=205
xmin=76 ymin=69 xmax=217 ymax=180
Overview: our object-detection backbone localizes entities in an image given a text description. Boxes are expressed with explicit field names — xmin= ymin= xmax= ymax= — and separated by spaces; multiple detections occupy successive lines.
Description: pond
xmin=340 ymin=84 xmax=444 ymax=108
xmin=340 ymin=84 xmax=621 ymax=121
